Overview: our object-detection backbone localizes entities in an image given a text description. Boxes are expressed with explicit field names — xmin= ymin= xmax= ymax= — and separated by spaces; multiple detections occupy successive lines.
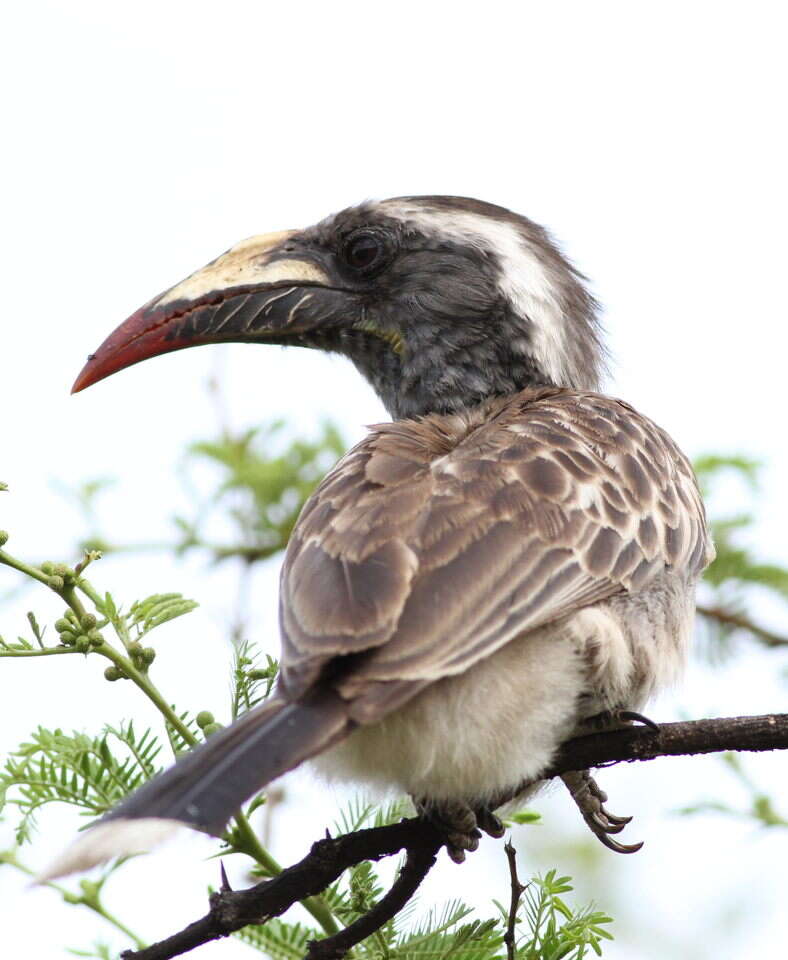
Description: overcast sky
xmin=2 ymin=3 xmax=787 ymax=958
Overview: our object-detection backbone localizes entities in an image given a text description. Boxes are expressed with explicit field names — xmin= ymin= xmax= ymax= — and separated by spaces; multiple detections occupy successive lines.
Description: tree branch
xmin=122 ymin=712 xmax=788 ymax=960
xmin=122 ymin=819 xmax=444 ymax=960
xmin=304 ymin=838 xmax=442 ymax=960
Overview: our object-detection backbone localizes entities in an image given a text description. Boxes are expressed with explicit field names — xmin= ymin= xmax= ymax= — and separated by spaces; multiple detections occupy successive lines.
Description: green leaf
xmin=507 ymin=810 xmax=542 ymax=825
xmin=693 ymin=454 xmax=761 ymax=496
xmin=66 ymin=942 xmax=114 ymax=960
xmin=128 ymin=593 xmax=199 ymax=638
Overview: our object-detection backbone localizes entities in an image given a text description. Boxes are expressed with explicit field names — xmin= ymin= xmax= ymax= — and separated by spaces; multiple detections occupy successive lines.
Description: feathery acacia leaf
xmin=233 ymin=919 xmax=317 ymax=959
xmin=129 ymin=593 xmax=199 ymax=637
xmin=0 ymin=723 xmax=164 ymax=843
xmin=516 ymin=871 xmax=613 ymax=960
xmin=229 ymin=639 xmax=278 ymax=720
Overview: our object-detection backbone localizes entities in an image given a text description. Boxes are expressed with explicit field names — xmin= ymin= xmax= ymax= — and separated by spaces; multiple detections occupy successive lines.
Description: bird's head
xmin=73 ymin=196 xmax=604 ymax=418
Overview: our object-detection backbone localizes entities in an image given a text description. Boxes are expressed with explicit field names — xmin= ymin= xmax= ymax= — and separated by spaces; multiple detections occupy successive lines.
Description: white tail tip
xmin=36 ymin=817 xmax=183 ymax=883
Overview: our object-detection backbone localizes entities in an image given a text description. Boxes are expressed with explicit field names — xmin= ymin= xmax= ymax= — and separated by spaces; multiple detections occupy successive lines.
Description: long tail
xmin=40 ymin=689 xmax=352 ymax=880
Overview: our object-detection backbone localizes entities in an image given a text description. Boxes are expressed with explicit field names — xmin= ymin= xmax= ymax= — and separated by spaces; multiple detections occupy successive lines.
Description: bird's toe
xmin=561 ymin=770 xmax=643 ymax=855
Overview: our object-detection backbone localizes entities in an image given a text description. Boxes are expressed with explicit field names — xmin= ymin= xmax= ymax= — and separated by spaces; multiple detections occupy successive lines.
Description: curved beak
xmin=72 ymin=231 xmax=352 ymax=393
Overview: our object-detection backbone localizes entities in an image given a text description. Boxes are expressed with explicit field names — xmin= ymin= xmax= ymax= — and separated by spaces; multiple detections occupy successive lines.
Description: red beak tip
xmin=71 ymin=358 xmax=98 ymax=394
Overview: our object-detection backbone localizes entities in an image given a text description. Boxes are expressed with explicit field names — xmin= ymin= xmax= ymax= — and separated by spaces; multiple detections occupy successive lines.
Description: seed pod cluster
xmin=55 ymin=609 xmax=104 ymax=649
xmin=128 ymin=639 xmax=156 ymax=670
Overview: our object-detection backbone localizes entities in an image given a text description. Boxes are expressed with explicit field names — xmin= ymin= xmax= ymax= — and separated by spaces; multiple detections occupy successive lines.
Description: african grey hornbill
xmin=57 ymin=195 xmax=713 ymax=873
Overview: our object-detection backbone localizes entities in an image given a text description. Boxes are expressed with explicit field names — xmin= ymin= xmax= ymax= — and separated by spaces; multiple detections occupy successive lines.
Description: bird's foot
xmin=561 ymin=770 xmax=643 ymax=854
xmin=415 ymin=798 xmax=505 ymax=863
xmin=582 ymin=707 xmax=660 ymax=733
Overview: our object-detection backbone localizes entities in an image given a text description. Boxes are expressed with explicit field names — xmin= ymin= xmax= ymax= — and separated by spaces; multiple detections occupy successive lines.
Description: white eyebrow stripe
xmin=379 ymin=202 xmax=569 ymax=386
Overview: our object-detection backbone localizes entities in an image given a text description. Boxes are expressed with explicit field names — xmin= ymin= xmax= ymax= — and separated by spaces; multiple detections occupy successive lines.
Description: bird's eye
xmin=341 ymin=230 xmax=390 ymax=276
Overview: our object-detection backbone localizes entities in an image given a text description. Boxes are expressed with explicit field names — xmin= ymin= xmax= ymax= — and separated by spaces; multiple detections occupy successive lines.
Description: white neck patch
xmin=379 ymin=201 xmax=570 ymax=387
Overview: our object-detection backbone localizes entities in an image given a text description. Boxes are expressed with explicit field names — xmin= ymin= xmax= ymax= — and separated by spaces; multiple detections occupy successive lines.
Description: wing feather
xmin=278 ymin=388 xmax=713 ymax=720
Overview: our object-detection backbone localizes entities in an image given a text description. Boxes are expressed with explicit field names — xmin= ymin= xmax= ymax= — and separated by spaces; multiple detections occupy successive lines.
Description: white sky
xmin=1 ymin=2 xmax=787 ymax=958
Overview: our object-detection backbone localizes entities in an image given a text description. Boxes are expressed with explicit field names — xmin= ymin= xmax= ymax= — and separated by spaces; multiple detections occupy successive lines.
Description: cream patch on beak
xmin=155 ymin=230 xmax=330 ymax=307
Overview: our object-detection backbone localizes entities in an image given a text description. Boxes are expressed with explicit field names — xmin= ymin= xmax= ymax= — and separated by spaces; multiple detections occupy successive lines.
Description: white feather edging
xmin=36 ymin=817 xmax=183 ymax=883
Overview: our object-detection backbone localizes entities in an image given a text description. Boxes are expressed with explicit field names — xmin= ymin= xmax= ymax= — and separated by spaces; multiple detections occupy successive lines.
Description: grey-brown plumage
xmin=280 ymin=387 xmax=709 ymax=713
xmin=51 ymin=196 xmax=713 ymax=878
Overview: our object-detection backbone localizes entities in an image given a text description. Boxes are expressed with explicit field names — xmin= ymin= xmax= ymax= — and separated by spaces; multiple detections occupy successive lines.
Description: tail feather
xmin=38 ymin=689 xmax=351 ymax=880
xmin=106 ymin=689 xmax=351 ymax=835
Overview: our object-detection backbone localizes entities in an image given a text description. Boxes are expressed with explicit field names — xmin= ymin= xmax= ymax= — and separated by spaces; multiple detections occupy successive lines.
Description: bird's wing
xmin=279 ymin=388 xmax=713 ymax=722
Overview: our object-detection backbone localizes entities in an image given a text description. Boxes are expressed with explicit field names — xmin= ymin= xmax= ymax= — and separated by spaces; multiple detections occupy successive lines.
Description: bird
xmin=55 ymin=195 xmax=714 ymax=875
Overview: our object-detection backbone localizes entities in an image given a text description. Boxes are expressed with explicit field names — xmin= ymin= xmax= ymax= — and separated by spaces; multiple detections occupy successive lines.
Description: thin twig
xmin=503 ymin=841 xmax=526 ymax=960
xmin=121 ymin=712 xmax=788 ymax=960
xmin=696 ymin=604 xmax=788 ymax=647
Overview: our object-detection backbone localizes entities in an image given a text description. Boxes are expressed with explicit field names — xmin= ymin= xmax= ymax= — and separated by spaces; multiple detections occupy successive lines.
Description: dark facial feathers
xmin=297 ymin=196 xmax=606 ymax=418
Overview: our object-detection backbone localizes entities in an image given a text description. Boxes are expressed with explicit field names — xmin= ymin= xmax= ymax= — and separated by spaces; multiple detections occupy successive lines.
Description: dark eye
xmin=341 ymin=230 xmax=390 ymax=276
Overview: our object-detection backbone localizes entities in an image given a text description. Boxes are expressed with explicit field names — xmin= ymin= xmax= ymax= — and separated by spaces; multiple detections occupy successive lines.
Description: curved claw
xmin=582 ymin=707 xmax=660 ymax=734
xmin=600 ymin=808 xmax=633 ymax=826
xmin=618 ymin=710 xmax=660 ymax=733
xmin=596 ymin=832 xmax=644 ymax=854
xmin=446 ymin=845 xmax=466 ymax=864
xmin=476 ymin=807 xmax=506 ymax=839
xmin=590 ymin=811 xmax=628 ymax=835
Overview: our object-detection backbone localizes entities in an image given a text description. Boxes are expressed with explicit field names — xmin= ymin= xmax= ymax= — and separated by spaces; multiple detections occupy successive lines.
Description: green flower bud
xmin=141 ymin=647 xmax=156 ymax=665
xmin=79 ymin=878 xmax=99 ymax=898
xmin=55 ymin=618 xmax=71 ymax=633
xmin=0 ymin=530 xmax=8 ymax=547
xmin=52 ymin=562 xmax=74 ymax=581
xmin=196 ymin=710 xmax=215 ymax=729
xmin=202 ymin=722 xmax=223 ymax=737
xmin=88 ymin=631 xmax=104 ymax=648
xmin=80 ymin=613 xmax=97 ymax=630
xmin=64 ymin=609 xmax=79 ymax=624
xmin=75 ymin=636 xmax=90 ymax=653
xmin=59 ymin=630 xmax=77 ymax=646
xmin=47 ymin=575 xmax=64 ymax=590
xmin=248 ymin=668 xmax=272 ymax=680
xmin=104 ymin=665 xmax=122 ymax=681
xmin=40 ymin=561 xmax=55 ymax=575
xmin=128 ymin=641 xmax=143 ymax=656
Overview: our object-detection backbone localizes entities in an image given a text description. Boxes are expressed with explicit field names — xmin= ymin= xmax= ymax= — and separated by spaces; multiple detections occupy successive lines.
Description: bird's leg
xmin=564 ymin=707 xmax=656 ymax=854
xmin=561 ymin=769 xmax=643 ymax=854
xmin=414 ymin=798 xmax=505 ymax=863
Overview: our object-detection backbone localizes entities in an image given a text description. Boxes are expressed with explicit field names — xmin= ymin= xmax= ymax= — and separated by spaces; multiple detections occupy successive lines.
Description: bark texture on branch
xmin=122 ymin=712 xmax=788 ymax=960
xmin=541 ymin=712 xmax=788 ymax=779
